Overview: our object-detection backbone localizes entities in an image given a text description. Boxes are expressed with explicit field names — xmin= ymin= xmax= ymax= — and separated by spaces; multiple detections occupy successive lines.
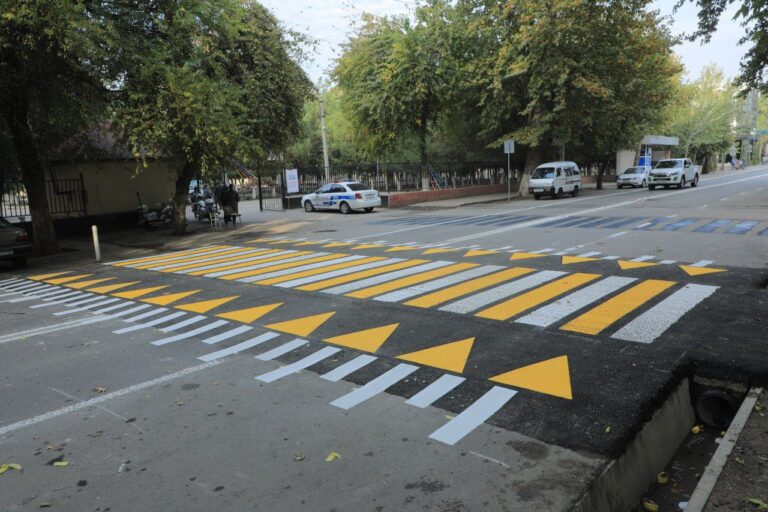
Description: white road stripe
xmin=256 ymin=346 xmax=341 ymax=383
xmin=659 ymin=259 xmax=677 ymax=265
xmin=330 ymin=363 xmax=419 ymax=410
xmin=255 ymin=338 xmax=308 ymax=361
xmin=630 ymin=255 xmax=655 ymax=262
xmin=601 ymin=256 xmax=620 ymax=260
xmin=149 ymin=248 xmax=268 ymax=271
xmin=183 ymin=249 xmax=297 ymax=275
xmin=320 ymin=355 xmax=378 ymax=382
xmin=113 ymin=311 xmax=187 ymax=334
xmin=150 ymin=319 xmax=229 ymax=346
xmin=322 ymin=261 xmax=453 ymax=295
xmin=121 ymin=307 xmax=168 ymax=323
xmin=205 ymin=252 xmax=320 ymax=278
xmin=0 ymin=360 xmax=222 ymax=436
xmin=39 ymin=291 xmax=89 ymax=303
xmin=611 ymin=284 xmax=719 ymax=344
xmin=373 ymin=265 xmax=504 ymax=303
xmin=532 ymin=248 xmax=554 ymax=254
xmin=123 ymin=247 xmax=236 ymax=268
xmin=275 ymin=258 xmax=404 ymax=288
xmin=158 ymin=315 xmax=207 ymax=333
xmin=22 ymin=288 xmax=75 ymax=300
xmin=104 ymin=245 xmax=222 ymax=265
xmin=608 ymin=231 xmax=627 ymax=238
xmin=198 ymin=332 xmax=281 ymax=362
xmin=440 ymin=270 xmax=566 ymax=314
xmin=516 ymin=276 xmax=637 ymax=327
xmin=239 ymin=255 xmax=366 ymax=283
xmin=104 ymin=304 xmax=151 ymax=318
xmin=54 ymin=298 xmax=119 ymax=315
xmin=576 ymin=251 xmax=601 ymax=258
xmin=0 ymin=278 xmax=23 ymax=287
xmin=691 ymin=260 xmax=714 ymax=267
xmin=428 ymin=386 xmax=517 ymax=446
xmin=200 ymin=325 xmax=253 ymax=345
xmin=5 ymin=282 xmax=48 ymax=292
xmin=57 ymin=295 xmax=111 ymax=309
xmin=0 ymin=316 xmax=112 ymax=345
xmin=405 ymin=374 xmax=466 ymax=408
xmin=91 ymin=301 xmax=136 ymax=314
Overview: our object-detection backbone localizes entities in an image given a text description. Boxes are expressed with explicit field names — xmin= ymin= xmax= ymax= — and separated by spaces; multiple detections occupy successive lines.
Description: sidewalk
xmin=406 ymin=182 xmax=602 ymax=209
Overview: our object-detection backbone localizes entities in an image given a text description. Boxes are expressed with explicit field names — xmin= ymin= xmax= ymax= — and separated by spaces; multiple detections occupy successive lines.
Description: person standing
xmin=222 ymin=184 xmax=240 ymax=226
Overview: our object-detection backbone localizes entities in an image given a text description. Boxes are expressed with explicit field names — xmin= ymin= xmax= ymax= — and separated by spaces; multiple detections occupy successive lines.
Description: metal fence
xmin=1 ymin=177 xmax=87 ymax=221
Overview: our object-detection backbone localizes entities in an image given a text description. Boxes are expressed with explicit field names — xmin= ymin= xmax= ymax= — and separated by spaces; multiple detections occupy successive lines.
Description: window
xmin=330 ymin=185 xmax=346 ymax=193
xmin=345 ymin=183 xmax=367 ymax=191
xmin=317 ymin=184 xmax=333 ymax=194
xmin=556 ymin=169 xmax=562 ymax=178
xmin=684 ymin=161 xmax=691 ymax=168
xmin=531 ymin=167 xmax=555 ymax=179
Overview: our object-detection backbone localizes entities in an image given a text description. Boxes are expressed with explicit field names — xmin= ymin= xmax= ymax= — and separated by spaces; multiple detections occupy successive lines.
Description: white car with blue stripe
xmin=303 ymin=181 xmax=381 ymax=214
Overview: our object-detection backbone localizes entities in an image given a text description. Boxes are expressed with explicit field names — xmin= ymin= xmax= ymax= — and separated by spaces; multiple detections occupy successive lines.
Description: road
xmin=1 ymin=166 xmax=767 ymax=511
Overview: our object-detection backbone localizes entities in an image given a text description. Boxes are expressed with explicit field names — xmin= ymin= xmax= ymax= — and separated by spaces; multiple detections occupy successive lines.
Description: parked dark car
xmin=0 ymin=217 xmax=32 ymax=268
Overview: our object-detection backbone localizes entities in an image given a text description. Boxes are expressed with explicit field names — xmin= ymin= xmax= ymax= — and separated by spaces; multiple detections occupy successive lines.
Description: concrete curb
xmin=684 ymin=386 xmax=763 ymax=511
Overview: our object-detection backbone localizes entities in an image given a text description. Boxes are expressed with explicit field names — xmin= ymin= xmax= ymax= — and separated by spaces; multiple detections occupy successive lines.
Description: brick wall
xmin=385 ymin=184 xmax=509 ymax=208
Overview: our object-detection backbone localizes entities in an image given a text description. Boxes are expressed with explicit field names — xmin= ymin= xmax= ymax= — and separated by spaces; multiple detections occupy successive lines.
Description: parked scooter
xmin=192 ymin=196 xmax=218 ymax=222
xmin=137 ymin=193 xmax=176 ymax=230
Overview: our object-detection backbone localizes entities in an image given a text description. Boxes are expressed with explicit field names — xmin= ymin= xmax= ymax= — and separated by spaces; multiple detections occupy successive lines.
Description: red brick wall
xmin=385 ymin=184 xmax=509 ymax=208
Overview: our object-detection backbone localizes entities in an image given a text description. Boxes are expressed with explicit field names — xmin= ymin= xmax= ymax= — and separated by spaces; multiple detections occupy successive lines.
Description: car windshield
xmin=656 ymin=160 xmax=682 ymax=169
xmin=531 ymin=167 xmax=555 ymax=179
xmin=622 ymin=168 xmax=641 ymax=175
xmin=345 ymin=183 xmax=368 ymax=191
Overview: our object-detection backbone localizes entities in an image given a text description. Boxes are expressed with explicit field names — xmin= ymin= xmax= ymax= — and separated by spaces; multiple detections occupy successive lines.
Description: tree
xmin=116 ymin=0 xmax=311 ymax=234
xmin=678 ymin=0 xmax=768 ymax=92
xmin=0 ymin=1 xmax=116 ymax=254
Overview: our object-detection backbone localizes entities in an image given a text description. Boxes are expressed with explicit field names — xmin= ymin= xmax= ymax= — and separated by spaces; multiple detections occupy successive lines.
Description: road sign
xmin=285 ymin=169 xmax=299 ymax=194
xmin=504 ymin=140 xmax=515 ymax=154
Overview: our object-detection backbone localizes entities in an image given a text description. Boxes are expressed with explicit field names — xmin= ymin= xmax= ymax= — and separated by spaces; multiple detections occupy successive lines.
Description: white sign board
xmin=285 ymin=169 xmax=299 ymax=194
xmin=504 ymin=140 xmax=515 ymax=154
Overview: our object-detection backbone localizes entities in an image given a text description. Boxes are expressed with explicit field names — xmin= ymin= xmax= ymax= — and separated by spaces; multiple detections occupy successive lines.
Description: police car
xmin=302 ymin=181 xmax=381 ymax=214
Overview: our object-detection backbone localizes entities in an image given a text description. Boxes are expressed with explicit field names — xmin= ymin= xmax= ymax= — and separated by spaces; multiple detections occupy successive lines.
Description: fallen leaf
xmin=735 ymin=457 xmax=745 ymax=465
xmin=293 ymin=453 xmax=305 ymax=462
xmin=605 ymin=426 xmax=611 ymax=433
xmin=747 ymin=498 xmax=768 ymax=509
xmin=0 ymin=463 xmax=22 ymax=475
xmin=325 ymin=451 xmax=340 ymax=462
xmin=53 ymin=461 xmax=70 ymax=467
xmin=93 ymin=386 xmax=107 ymax=393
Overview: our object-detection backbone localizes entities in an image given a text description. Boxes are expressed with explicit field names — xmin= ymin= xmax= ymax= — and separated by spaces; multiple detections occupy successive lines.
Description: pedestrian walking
xmin=222 ymin=184 xmax=240 ymax=226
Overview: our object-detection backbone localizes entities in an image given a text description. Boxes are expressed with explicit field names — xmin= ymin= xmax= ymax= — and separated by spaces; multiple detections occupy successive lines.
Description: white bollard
xmin=92 ymin=225 xmax=101 ymax=262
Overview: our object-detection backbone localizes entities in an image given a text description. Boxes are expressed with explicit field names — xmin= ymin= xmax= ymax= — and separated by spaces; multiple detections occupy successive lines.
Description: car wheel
xmin=678 ymin=177 xmax=685 ymax=189
xmin=304 ymin=201 xmax=315 ymax=212
xmin=617 ymin=184 xmax=623 ymax=189
xmin=533 ymin=194 xmax=541 ymax=200
xmin=364 ymin=207 xmax=374 ymax=213
xmin=571 ymin=186 xmax=579 ymax=197
xmin=553 ymin=188 xmax=563 ymax=199
xmin=339 ymin=201 xmax=351 ymax=214
xmin=691 ymin=174 xmax=699 ymax=187
xmin=11 ymin=257 xmax=27 ymax=269
xmin=649 ymin=185 xmax=655 ymax=191
xmin=642 ymin=179 xmax=646 ymax=188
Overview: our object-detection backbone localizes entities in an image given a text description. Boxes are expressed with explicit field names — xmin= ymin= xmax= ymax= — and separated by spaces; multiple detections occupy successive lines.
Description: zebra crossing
xmin=369 ymin=213 xmax=768 ymax=236
xmin=104 ymin=243 xmax=721 ymax=344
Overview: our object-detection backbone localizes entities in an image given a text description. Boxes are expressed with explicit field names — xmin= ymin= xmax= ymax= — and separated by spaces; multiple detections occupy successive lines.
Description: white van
xmin=528 ymin=161 xmax=582 ymax=200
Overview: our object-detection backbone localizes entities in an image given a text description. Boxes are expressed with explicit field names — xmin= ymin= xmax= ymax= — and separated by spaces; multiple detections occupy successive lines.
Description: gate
xmin=1 ymin=177 xmax=87 ymax=221
xmin=256 ymin=171 xmax=285 ymax=211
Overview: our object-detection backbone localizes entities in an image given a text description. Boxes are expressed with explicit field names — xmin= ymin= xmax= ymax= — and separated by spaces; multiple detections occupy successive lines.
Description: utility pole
xmin=320 ymin=99 xmax=330 ymax=183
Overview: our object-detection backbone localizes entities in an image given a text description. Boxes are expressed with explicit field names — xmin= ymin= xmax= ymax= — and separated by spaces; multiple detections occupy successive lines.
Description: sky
xmin=260 ymin=0 xmax=747 ymax=85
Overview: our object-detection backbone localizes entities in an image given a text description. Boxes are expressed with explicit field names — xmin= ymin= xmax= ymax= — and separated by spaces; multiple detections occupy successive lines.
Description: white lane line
xmin=608 ymin=231 xmax=628 ymax=238
xmin=59 ymin=294 xmax=103 ymax=307
xmin=188 ymin=249 xmax=297 ymax=276
xmin=440 ymin=270 xmax=566 ymax=314
xmin=0 ymin=278 xmax=23 ymax=287
xmin=322 ymin=261 xmax=454 ymax=295
xmin=121 ymin=307 xmax=168 ymax=323
xmin=54 ymin=298 xmax=120 ymax=315
xmin=32 ymin=291 xmax=87 ymax=305
xmin=2 ymin=280 xmax=42 ymax=291
xmin=275 ymin=258 xmax=404 ymax=288
xmin=255 ymin=338 xmax=308 ymax=361
xmin=428 ymin=386 xmax=517 ymax=446
xmin=198 ymin=332 xmax=281 ymax=362
xmin=0 ymin=292 xmax=22 ymax=299
xmin=691 ymin=260 xmax=714 ymax=267
xmin=113 ymin=311 xmax=187 ymax=334
xmin=373 ymin=265 xmax=504 ymax=303
xmin=5 ymin=282 xmax=48 ymax=293
xmin=611 ymin=284 xmax=719 ymax=344
xmin=0 ymin=360 xmax=222 ymax=437
xmin=516 ymin=276 xmax=637 ymax=327
xmin=91 ymin=301 xmax=136 ymax=315
xmin=636 ymin=222 xmax=652 ymax=228
xmin=104 ymin=304 xmax=151 ymax=318
xmin=320 ymin=355 xmax=378 ymax=382
xmin=200 ymin=325 xmax=253 ymax=345
xmin=256 ymin=346 xmax=341 ymax=383
xmin=630 ymin=255 xmax=655 ymax=262
xmin=9 ymin=288 xmax=74 ymax=302
xmin=158 ymin=315 xmax=207 ymax=333
xmin=239 ymin=255 xmax=365 ymax=283
xmin=330 ymin=363 xmax=419 ymax=410
xmin=206 ymin=252 xmax=324 ymax=278
xmin=576 ymin=251 xmax=601 ymax=258
xmin=601 ymin=255 xmax=620 ymax=260
xmin=0 ymin=316 xmax=113 ymax=345
xmin=659 ymin=259 xmax=677 ymax=265
xmin=149 ymin=248 xmax=268 ymax=271
xmin=405 ymin=374 xmax=466 ymax=408
xmin=150 ymin=320 xmax=230 ymax=346
xmin=104 ymin=245 xmax=222 ymax=265
xmin=3 ymin=295 xmax=49 ymax=304
xmin=532 ymin=248 xmax=554 ymax=254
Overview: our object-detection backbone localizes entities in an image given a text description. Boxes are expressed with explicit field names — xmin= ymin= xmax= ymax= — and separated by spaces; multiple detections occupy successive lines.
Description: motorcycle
xmin=137 ymin=193 xmax=176 ymax=230
xmin=192 ymin=197 xmax=218 ymax=223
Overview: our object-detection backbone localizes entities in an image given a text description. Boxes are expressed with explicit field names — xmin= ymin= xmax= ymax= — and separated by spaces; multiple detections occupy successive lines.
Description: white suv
xmin=648 ymin=159 xmax=700 ymax=190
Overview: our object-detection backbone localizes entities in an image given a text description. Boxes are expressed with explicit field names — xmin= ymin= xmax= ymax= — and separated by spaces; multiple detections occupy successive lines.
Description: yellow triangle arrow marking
xmin=385 ymin=246 xmax=419 ymax=252
xmin=464 ymin=249 xmax=499 ymax=257
xmin=45 ymin=274 xmax=94 ymax=285
xmin=323 ymin=242 xmax=353 ymax=248
xmin=679 ymin=265 xmax=727 ymax=276
xmin=87 ymin=281 xmax=140 ymax=294
xmin=352 ymin=244 xmax=383 ymax=250
xmin=28 ymin=271 xmax=71 ymax=281
xmin=397 ymin=337 xmax=475 ymax=373
xmin=562 ymin=255 xmax=598 ymax=265
xmin=217 ymin=303 xmax=283 ymax=324
xmin=65 ymin=277 xmax=115 ymax=289
xmin=113 ymin=285 xmax=169 ymax=299
xmin=618 ymin=260 xmax=658 ymax=270
xmin=509 ymin=252 xmax=547 ymax=261
xmin=422 ymin=248 xmax=458 ymax=255
xmin=266 ymin=311 xmax=336 ymax=337
xmin=176 ymin=296 xmax=239 ymax=313
xmin=323 ymin=323 xmax=399 ymax=353
xmin=142 ymin=290 xmax=201 ymax=306
xmin=490 ymin=356 xmax=572 ymax=400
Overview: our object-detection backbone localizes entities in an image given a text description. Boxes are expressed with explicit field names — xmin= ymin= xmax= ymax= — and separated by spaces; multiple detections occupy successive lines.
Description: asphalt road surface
xmin=1 ymin=166 xmax=767 ymax=511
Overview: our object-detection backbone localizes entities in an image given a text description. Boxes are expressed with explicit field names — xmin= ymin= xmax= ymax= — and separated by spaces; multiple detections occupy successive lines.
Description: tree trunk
xmin=519 ymin=146 xmax=544 ymax=198
xmin=418 ymin=108 xmax=429 ymax=191
xmin=6 ymin=101 xmax=59 ymax=255
xmin=171 ymin=148 xmax=202 ymax=235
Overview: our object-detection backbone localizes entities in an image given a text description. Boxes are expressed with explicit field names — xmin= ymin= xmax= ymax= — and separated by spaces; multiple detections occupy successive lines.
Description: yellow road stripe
xmin=157 ymin=249 xmax=274 ymax=273
xmin=219 ymin=254 xmax=347 ymax=281
xmin=561 ymin=279 xmax=675 ymax=335
xmin=476 ymin=273 xmax=601 ymax=321
xmin=132 ymin=247 xmax=248 ymax=270
xmin=254 ymin=257 xmax=386 ymax=285
xmin=185 ymin=250 xmax=309 ymax=276
xmin=268 ymin=239 xmax=295 ymax=245
xmin=347 ymin=263 xmax=479 ymax=299
xmin=297 ymin=260 xmax=428 ymax=292
xmin=110 ymin=246 xmax=228 ymax=267
xmin=404 ymin=267 xmax=535 ymax=308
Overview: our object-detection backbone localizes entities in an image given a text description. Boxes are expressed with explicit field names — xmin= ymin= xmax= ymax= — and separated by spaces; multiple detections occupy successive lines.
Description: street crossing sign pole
xmin=504 ymin=140 xmax=515 ymax=202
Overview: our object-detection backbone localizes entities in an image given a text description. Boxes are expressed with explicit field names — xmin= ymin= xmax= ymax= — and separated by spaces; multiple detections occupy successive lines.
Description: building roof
xmin=53 ymin=123 xmax=136 ymax=162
